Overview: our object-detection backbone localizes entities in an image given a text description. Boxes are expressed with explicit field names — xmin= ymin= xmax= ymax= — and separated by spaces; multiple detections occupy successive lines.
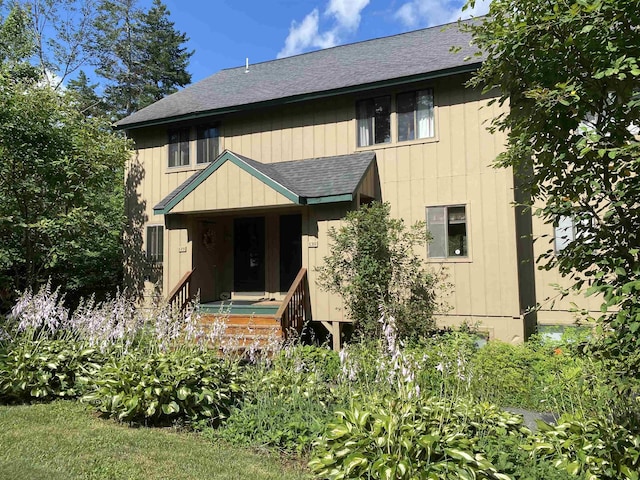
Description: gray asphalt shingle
xmin=153 ymin=151 xmax=376 ymax=212
xmin=117 ymin=19 xmax=480 ymax=129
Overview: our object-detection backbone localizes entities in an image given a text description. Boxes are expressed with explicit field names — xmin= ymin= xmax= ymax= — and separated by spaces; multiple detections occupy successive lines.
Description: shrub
xmin=214 ymin=392 xmax=334 ymax=454
xmin=0 ymin=338 xmax=103 ymax=402
xmin=83 ymin=348 xmax=242 ymax=426
xmin=527 ymin=418 xmax=640 ymax=480
xmin=309 ymin=397 xmax=519 ymax=480
xmin=316 ymin=201 xmax=448 ymax=340
xmin=213 ymin=345 xmax=343 ymax=453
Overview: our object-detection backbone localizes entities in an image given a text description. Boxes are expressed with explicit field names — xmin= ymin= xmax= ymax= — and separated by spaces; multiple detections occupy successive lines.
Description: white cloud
xmin=326 ymin=0 xmax=370 ymax=30
xmin=394 ymin=0 xmax=491 ymax=29
xmin=277 ymin=0 xmax=370 ymax=58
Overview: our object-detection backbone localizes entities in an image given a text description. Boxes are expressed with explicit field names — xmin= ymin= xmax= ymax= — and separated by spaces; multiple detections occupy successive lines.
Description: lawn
xmin=0 ymin=401 xmax=311 ymax=480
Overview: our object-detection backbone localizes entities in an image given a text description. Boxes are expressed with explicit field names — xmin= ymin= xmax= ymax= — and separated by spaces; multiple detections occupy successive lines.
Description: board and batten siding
xmin=530 ymin=214 xmax=603 ymax=326
xmin=126 ymin=73 xmax=538 ymax=342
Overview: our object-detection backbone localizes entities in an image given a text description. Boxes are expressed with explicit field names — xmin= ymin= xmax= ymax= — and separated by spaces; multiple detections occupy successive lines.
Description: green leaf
xmin=161 ymin=401 xmax=180 ymax=415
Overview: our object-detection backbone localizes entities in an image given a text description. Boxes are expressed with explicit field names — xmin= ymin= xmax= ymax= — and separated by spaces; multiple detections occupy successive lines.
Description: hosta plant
xmin=310 ymin=396 xmax=519 ymax=480
xmin=0 ymin=338 xmax=103 ymax=402
xmin=526 ymin=418 xmax=640 ymax=480
xmin=83 ymin=347 xmax=242 ymax=426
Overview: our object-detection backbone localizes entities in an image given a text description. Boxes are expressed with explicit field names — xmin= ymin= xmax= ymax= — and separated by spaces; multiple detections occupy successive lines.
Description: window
xmin=554 ymin=215 xmax=594 ymax=252
xmin=196 ymin=125 xmax=219 ymax=164
xmin=168 ymin=128 xmax=189 ymax=167
xmin=357 ymin=96 xmax=391 ymax=147
xmin=146 ymin=225 xmax=164 ymax=263
xmin=426 ymin=205 xmax=468 ymax=258
xmin=397 ymin=89 xmax=434 ymax=141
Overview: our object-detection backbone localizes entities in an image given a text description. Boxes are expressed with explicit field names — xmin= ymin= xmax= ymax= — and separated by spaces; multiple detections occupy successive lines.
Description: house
xmin=116 ymin=19 xmax=599 ymax=350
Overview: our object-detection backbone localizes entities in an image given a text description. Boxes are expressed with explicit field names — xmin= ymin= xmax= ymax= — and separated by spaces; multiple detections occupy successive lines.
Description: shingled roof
xmin=153 ymin=150 xmax=376 ymax=214
xmin=117 ymin=19 xmax=481 ymax=130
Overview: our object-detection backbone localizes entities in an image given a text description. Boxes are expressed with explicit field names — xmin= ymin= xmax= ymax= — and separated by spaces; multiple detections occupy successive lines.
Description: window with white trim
xmin=196 ymin=125 xmax=219 ymax=164
xmin=426 ymin=205 xmax=468 ymax=258
xmin=146 ymin=225 xmax=164 ymax=263
xmin=168 ymin=128 xmax=189 ymax=167
xmin=397 ymin=89 xmax=434 ymax=141
xmin=356 ymin=96 xmax=391 ymax=147
xmin=554 ymin=215 xmax=594 ymax=252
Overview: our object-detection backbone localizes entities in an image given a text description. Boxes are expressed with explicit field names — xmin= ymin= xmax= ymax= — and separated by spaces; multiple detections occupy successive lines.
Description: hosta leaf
xmin=161 ymin=401 xmax=180 ymax=415
xmin=146 ymin=403 xmax=157 ymax=417
xmin=326 ymin=424 xmax=351 ymax=440
xmin=343 ymin=454 xmax=367 ymax=476
xmin=445 ymin=448 xmax=475 ymax=463
xmin=177 ymin=386 xmax=191 ymax=401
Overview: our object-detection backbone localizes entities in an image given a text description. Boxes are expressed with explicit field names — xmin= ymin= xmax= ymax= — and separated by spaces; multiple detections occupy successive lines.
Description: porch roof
xmin=153 ymin=150 xmax=376 ymax=215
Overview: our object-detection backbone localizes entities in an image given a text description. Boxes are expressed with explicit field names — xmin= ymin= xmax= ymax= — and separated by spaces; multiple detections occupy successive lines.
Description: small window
xmin=426 ymin=205 xmax=468 ymax=258
xmin=196 ymin=125 xmax=219 ymax=164
xmin=146 ymin=225 xmax=164 ymax=263
xmin=554 ymin=215 xmax=593 ymax=252
xmin=397 ymin=89 xmax=434 ymax=141
xmin=357 ymin=96 xmax=391 ymax=147
xmin=168 ymin=128 xmax=189 ymax=167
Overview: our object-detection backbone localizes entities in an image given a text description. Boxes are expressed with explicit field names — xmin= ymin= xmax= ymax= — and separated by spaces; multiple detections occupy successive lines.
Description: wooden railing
xmin=275 ymin=267 xmax=309 ymax=337
xmin=167 ymin=268 xmax=195 ymax=312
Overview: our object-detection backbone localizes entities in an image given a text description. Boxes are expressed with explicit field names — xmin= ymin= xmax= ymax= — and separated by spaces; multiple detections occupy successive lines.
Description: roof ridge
xmin=217 ymin=17 xmax=480 ymax=72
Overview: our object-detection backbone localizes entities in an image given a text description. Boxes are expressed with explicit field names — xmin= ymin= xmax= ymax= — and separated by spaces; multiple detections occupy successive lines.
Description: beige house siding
xmin=126 ymin=72 xmax=533 ymax=342
xmin=531 ymin=214 xmax=603 ymax=326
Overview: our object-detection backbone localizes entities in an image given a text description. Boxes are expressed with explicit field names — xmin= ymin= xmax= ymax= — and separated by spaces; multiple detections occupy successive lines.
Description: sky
xmin=144 ymin=0 xmax=491 ymax=85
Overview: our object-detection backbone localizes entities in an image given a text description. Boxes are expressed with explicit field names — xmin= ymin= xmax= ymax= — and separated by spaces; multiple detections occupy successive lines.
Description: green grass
xmin=0 ymin=401 xmax=312 ymax=480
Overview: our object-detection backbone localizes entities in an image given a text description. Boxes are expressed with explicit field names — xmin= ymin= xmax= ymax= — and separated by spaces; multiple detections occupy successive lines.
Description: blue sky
xmin=146 ymin=0 xmax=490 ymax=84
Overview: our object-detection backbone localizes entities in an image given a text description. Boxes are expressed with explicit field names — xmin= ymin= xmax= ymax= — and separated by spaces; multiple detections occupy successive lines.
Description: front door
xmin=233 ymin=217 xmax=265 ymax=292
xmin=280 ymin=214 xmax=302 ymax=291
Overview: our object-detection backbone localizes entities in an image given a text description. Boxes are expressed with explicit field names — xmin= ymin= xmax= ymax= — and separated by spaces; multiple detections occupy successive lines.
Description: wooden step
xmin=198 ymin=314 xmax=284 ymax=355
xmin=200 ymin=314 xmax=280 ymax=327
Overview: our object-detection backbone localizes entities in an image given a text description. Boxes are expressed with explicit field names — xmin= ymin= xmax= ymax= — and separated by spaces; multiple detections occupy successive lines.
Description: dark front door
xmin=279 ymin=214 xmax=302 ymax=291
xmin=234 ymin=217 xmax=265 ymax=292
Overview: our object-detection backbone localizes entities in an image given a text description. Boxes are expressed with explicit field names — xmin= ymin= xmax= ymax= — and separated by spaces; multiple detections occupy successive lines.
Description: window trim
xmin=167 ymin=127 xmax=190 ymax=168
xmin=146 ymin=224 xmax=164 ymax=263
xmin=355 ymin=86 xmax=438 ymax=149
xmin=356 ymin=95 xmax=392 ymax=147
xmin=554 ymin=215 xmax=595 ymax=253
xmin=196 ymin=124 xmax=220 ymax=165
xmin=426 ymin=203 xmax=472 ymax=262
xmin=397 ymin=88 xmax=435 ymax=143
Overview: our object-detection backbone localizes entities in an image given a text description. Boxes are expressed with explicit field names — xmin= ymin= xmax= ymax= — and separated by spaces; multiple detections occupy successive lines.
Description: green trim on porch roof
xmin=153 ymin=150 xmax=301 ymax=215
xmin=305 ymin=194 xmax=354 ymax=205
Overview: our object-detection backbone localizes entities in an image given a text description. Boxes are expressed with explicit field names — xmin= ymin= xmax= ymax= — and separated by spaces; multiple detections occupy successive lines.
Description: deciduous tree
xmin=0 ymin=6 xmax=130 ymax=310
xmin=465 ymin=0 xmax=640 ymax=380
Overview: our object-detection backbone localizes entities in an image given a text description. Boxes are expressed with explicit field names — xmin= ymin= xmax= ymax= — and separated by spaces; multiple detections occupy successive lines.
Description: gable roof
xmin=154 ymin=150 xmax=376 ymax=214
xmin=117 ymin=19 xmax=481 ymax=130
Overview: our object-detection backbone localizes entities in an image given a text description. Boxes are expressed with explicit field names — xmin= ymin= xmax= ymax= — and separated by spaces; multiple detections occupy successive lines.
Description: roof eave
xmin=115 ymin=62 xmax=482 ymax=131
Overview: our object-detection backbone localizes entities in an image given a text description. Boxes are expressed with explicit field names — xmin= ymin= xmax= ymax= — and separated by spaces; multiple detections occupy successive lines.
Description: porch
xmin=154 ymin=150 xmax=380 ymax=350
xmin=169 ymin=266 xmax=310 ymax=351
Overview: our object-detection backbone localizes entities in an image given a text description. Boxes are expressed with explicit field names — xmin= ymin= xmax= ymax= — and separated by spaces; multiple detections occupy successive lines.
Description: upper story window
xmin=426 ymin=205 xmax=468 ymax=258
xmin=168 ymin=128 xmax=190 ymax=168
xmin=357 ymin=96 xmax=391 ymax=147
xmin=196 ymin=125 xmax=220 ymax=164
xmin=397 ymin=89 xmax=434 ymax=141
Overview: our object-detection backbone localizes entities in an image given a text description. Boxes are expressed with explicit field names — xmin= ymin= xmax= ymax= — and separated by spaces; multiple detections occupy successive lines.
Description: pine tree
xmin=66 ymin=70 xmax=106 ymax=117
xmin=135 ymin=0 xmax=192 ymax=108
xmin=94 ymin=0 xmax=192 ymax=118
